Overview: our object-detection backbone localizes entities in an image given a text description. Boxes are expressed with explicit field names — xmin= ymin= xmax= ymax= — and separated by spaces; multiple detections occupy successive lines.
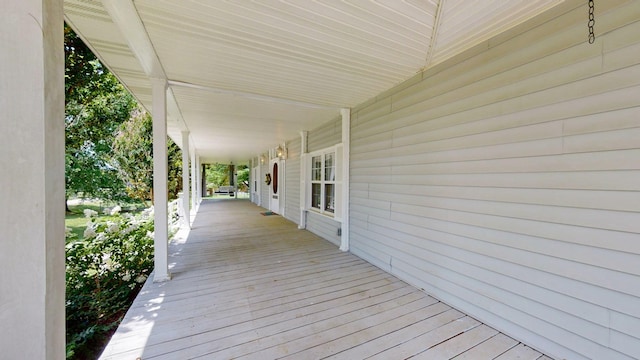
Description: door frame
xmin=269 ymin=158 xmax=280 ymax=213
xmin=252 ymin=165 xmax=259 ymax=204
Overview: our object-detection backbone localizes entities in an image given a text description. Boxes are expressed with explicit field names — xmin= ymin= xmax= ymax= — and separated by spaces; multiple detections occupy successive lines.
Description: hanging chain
xmin=588 ymin=0 xmax=595 ymax=44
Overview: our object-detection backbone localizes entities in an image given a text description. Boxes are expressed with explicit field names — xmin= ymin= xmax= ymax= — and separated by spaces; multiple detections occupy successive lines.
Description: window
xmin=311 ymin=155 xmax=322 ymax=209
xmin=308 ymin=147 xmax=341 ymax=217
xmin=324 ymin=153 xmax=335 ymax=213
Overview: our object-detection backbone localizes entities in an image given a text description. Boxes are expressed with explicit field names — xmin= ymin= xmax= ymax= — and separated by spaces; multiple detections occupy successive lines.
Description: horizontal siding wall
xmin=306 ymin=211 xmax=341 ymax=247
xmin=306 ymin=116 xmax=342 ymax=244
xmin=284 ymin=137 xmax=301 ymax=225
xmin=308 ymin=116 xmax=341 ymax=153
xmin=349 ymin=1 xmax=640 ymax=360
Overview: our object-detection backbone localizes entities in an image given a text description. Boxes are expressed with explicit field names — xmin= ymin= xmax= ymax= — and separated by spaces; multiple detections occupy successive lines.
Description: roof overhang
xmin=64 ymin=0 xmax=565 ymax=163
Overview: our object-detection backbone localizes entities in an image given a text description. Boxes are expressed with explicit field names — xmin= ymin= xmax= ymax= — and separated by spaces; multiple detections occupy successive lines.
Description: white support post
xmin=249 ymin=158 xmax=254 ymax=203
xmin=151 ymin=78 xmax=171 ymax=282
xmin=181 ymin=131 xmax=190 ymax=227
xmin=253 ymin=157 xmax=257 ymax=203
xmin=197 ymin=156 xmax=203 ymax=203
xmin=195 ymin=157 xmax=199 ymax=202
xmin=257 ymin=156 xmax=262 ymax=206
xmin=1 ymin=1 xmax=65 ymax=358
xmin=340 ymin=108 xmax=351 ymax=252
xmin=190 ymin=146 xmax=197 ymax=213
xmin=299 ymin=131 xmax=308 ymax=229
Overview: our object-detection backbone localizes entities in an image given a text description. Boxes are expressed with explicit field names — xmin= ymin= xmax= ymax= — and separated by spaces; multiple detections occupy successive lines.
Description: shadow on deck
xmin=99 ymin=198 xmax=548 ymax=360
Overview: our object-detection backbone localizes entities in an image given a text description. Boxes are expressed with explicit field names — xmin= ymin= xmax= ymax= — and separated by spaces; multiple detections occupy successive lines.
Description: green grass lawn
xmin=65 ymin=211 xmax=91 ymax=240
xmin=65 ymin=200 xmax=144 ymax=241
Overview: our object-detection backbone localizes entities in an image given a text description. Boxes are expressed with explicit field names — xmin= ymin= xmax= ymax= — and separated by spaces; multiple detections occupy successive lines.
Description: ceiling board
xmin=64 ymin=0 xmax=565 ymax=163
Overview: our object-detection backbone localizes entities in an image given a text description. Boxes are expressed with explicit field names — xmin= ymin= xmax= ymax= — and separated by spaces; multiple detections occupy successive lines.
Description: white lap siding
xmin=349 ymin=1 xmax=640 ymax=360
xmin=308 ymin=117 xmax=341 ymax=154
xmin=306 ymin=117 xmax=342 ymax=245
xmin=284 ymin=137 xmax=301 ymax=224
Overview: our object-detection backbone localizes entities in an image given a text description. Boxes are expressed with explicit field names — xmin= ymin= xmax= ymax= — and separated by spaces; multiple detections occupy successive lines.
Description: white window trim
xmin=306 ymin=144 xmax=343 ymax=221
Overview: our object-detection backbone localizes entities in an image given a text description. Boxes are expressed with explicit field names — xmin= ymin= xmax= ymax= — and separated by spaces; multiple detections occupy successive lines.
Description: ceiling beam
xmin=102 ymin=0 xmax=165 ymax=79
xmin=425 ymin=0 xmax=446 ymax=68
xmin=102 ymin=0 xmax=189 ymax=136
xmin=168 ymin=80 xmax=341 ymax=110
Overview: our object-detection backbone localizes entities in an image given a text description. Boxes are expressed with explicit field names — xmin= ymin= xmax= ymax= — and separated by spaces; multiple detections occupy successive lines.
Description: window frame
xmin=306 ymin=145 xmax=342 ymax=219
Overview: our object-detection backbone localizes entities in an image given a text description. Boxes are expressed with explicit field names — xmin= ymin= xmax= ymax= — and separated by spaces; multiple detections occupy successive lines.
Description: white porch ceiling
xmin=64 ymin=0 xmax=564 ymax=164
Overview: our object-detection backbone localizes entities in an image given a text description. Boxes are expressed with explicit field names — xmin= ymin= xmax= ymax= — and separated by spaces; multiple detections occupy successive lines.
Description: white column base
xmin=153 ymin=272 xmax=172 ymax=283
xmin=298 ymin=209 xmax=306 ymax=229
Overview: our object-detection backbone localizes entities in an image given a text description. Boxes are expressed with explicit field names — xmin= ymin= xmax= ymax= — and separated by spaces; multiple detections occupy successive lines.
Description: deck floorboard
xmin=99 ymin=199 xmax=546 ymax=360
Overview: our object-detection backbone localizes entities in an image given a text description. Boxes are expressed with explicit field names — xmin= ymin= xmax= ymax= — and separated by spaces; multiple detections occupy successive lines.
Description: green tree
xmin=237 ymin=165 xmax=250 ymax=191
xmin=206 ymin=163 xmax=230 ymax=189
xmin=65 ymin=24 xmax=102 ymax=104
xmin=111 ymin=109 xmax=183 ymax=203
xmin=64 ymin=24 xmax=136 ymax=207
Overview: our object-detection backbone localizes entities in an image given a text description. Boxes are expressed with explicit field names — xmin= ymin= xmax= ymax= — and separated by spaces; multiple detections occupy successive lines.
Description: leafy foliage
xmin=65 ymin=208 xmax=155 ymax=359
xmin=110 ymin=109 xmax=153 ymax=202
xmin=111 ymin=109 xmax=183 ymax=203
xmin=237 ymin=165 xmax=250 ymax=191
xmin=64 ymin=24 xmax=102 ymax=103
xmin=205 ymin=163 xmax=230 ymax=189
xmin=204 ymin=164 xmax=249 ymax=193
xmin=167 ymin=140 xmax=183 ymax=200
xmin=63 ymin=23 xmax=186 ymax=360
xmin=65 ymin=24 xmax=136 ymax=202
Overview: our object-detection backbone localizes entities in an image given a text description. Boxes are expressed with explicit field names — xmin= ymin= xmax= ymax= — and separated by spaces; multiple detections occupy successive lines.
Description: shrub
xmin=65 ymin=208 xmax=155 ymax=359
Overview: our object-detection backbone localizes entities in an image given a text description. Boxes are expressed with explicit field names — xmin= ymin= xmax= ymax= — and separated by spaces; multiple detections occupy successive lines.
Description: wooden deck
xmin=100 ymin=199 xmax=549 ymax=360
